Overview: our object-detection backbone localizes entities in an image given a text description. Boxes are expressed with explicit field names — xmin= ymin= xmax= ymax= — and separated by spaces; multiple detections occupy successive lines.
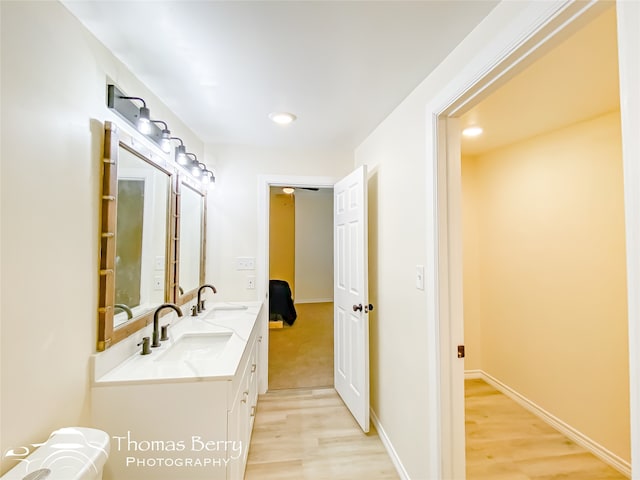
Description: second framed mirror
xmin=175 ymin=176 xmax=206 ymax=304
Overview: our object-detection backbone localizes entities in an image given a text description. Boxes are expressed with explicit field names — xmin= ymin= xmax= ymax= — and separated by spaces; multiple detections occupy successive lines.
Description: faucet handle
xmin=200 ymin=300 xmax=206 ymax=311
xmin=137 ymin=337 xmax=151 ymax=355
xmin=160 ymin=324 xmax=170 ymax=341
xmin=191 ymin=305 xmax=198 ymax=317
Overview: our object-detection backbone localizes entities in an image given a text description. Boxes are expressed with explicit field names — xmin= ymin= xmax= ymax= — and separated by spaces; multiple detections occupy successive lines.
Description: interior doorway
xmin=459 ymin=7 xmax=630 ymax=478
xmin=422 ymin=1 xmax=640 ymax=478
xmin=268 ymin=185 xmax=335 ymax=389
xmin=257 ymin=168 xmax=372 ymax=433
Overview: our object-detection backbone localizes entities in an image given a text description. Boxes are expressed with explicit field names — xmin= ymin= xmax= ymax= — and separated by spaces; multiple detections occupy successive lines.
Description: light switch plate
xmin=236 ymin=257 xmax=255 ymax=270
xmin=155 ymin=256 xmax=165 ymax=271
xmin=246 ymin=276 xmax=256 ymax=289
xmin=154 ymin=276 xmax=164 ymax=291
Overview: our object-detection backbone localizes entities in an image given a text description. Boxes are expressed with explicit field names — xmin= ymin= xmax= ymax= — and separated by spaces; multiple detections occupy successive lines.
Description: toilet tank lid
xmin=48 ymin=427 xmax=110 ymax=452
xmin=0 ymin=427 xmax=110 ymax=479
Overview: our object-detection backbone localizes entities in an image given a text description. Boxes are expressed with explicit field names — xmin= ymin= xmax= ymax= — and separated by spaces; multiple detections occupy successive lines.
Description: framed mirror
xmin=98 ymin=121 xmax=176 ymax=350
xmin=175 ymin=176 xmax=206 ymax=304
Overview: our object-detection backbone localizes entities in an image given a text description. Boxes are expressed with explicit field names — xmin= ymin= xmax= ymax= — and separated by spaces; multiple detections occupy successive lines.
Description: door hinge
xmin=457 ymin=345 xmax=465 ymax=358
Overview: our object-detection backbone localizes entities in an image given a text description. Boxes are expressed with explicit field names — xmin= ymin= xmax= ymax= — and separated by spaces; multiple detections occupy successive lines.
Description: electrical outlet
xmin=154 ymin=276 xmax=164 ymax=291
xmin=246 ymin=276 xmax=256 ymax=290
xmin=236 ymin=257 xmax=255 ymax=270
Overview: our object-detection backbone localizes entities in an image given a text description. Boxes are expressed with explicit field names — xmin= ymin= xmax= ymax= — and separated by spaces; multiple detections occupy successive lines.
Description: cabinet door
xmin=228 ymin=385 xmax=249 ymax=478
xmin=248 ymin=340 xmax=259 ymax=432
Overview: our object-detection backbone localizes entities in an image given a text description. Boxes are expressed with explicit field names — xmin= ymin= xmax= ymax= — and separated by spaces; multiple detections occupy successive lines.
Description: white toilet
xmin=1 ymin=427 xmax=110 ymax=480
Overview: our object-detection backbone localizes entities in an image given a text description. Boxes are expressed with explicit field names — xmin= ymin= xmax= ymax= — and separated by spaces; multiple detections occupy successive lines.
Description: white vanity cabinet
xmin=227 ymin=333 xmax=260 ymax=480
xmin=91 ymin=303 xmax=263 ymax=480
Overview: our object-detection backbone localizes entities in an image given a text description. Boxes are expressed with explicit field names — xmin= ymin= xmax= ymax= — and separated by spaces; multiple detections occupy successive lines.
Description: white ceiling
xmin=61 ymin=0 xmax=498 ymax=150
xmin=460 ymin=6 xmax=620 ymax=156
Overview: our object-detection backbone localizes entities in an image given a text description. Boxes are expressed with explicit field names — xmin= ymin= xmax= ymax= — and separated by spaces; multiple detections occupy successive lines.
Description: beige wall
xmin=462 ymin=111 xmax=630 ymax=461
xmin=0 ymin=2 xmax=203 ymax=474
xmin=269 ymin=191 xmax=296 ymax=296
xmin=461 ymin=155 xmax=483 ymax=371
xmin=295 ymin=189 xmax=334 ymax=303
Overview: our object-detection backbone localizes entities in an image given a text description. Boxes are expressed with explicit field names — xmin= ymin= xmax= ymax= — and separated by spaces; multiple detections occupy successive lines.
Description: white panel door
xmin=334 ymin=165 xmax=370 ymax=433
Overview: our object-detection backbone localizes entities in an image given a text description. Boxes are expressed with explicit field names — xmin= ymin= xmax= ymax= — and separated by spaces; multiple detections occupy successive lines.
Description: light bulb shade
xmin=207 ymin=171 xmax=216 ymax=186
xmin=137 ymin=106 xmax=152 ymax=134
xmin=175 ymin=145 xmax=188 ymax=165
xmin=190 ymin=162 xmax=201 ymax=177
xmin=160 ymin=129 xmax=172 ymax=153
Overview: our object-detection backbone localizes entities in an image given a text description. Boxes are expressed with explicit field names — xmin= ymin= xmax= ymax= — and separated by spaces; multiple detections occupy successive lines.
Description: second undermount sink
xmin=155 ymin=332 xmax=233 ymax=363
xmin=212 ymin=304 xmax=248 ymax=311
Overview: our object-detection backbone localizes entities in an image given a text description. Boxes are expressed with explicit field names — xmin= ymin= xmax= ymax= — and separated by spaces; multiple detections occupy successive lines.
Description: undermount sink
xmin=204 ymin=305 xmax=249 ymax=321
xmin=212 ymin=304 xmax=248 ymax=311
xmin=155 ymin=332 xmax=233 ymax=363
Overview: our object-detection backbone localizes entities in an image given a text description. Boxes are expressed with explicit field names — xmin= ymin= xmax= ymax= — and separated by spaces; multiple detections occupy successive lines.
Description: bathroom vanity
xmin=91 ymin=301 xmax=264 ymax=480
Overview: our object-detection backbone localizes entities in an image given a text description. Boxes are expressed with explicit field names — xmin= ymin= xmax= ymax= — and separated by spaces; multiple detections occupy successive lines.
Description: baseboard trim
xmin=294 ymin=298 xmax=333 ymax=304
xmin=466 ymin=369 xmax=631 ymax=478
xmin=370 ymin=409 xmax=410 ymax=480
xmin=464 ymin=369 xmax=483 ymax=380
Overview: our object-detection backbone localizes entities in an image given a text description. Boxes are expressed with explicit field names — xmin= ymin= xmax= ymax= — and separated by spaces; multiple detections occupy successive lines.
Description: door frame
xmin=424 ymin=0 xmax=640 ymax=478
xmin=257 ymin=174 xmax=337 ymax=393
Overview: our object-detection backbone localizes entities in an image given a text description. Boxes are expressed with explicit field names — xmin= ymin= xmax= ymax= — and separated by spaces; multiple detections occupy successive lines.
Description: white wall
xmin=0 ymin=2 xmax=203 ymax=474
xmin=294 ymin=189 xmax=333 ymax=303
xmin=353 ymin=2 xmax=554 ymax=477
xmin=205 ymin=144 xmax=351 ymax=302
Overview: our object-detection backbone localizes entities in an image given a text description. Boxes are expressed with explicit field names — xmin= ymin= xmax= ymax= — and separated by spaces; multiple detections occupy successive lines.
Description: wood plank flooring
xmin=466 ymin=378 xmax=628 ymax=479
xmin=244 ymin=388 xmax=399 ymax=480
xmin=244 ymin=377 xmax=627 ymax=479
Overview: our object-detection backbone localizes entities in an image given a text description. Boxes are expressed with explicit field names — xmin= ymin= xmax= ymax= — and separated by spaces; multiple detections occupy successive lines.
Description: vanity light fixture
xmin=137 ymin=105 xmax=152 ymax=134
xmin=113 ymin=89 xmax=150 ymax=133
xmin=107 ymin=84 xmax=166 ymax=149
xmin=170 ymin=137 xmax=188 ymax=165
xmin=152 ymin=120 xmax=172 ymax=153
xmin=462 ymin=126 xmax=483 ymax=137
xmin=186 ymin=153 xmax=201 ymax=177
xmin=269 ymin=112 xmax=297 ymax=125
xmin=201 ymin=170 xmax=215 ymax=187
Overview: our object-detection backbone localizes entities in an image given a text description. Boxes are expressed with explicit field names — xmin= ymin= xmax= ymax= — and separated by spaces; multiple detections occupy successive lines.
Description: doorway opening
xmin=268 ymin=185 xmax=335 ymax=390
xmin=424 ymin=1 xmax=640 ymax=478
xmin=460 ymin=8 xmax=629 ymax=478
xmin=256 ymin=174 xmax=336 ymax=395
xmin=257 ymin=168 xmax=371 ymax=433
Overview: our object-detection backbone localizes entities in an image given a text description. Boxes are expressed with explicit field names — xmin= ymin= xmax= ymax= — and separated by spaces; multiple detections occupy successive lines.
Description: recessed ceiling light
xmin=462 ymin=126 xmax=483 ymax=137
xmin=282 ymin=187 xmax=295 ymax=194
xmin=269 ymin=112 xmax=297 ymax=125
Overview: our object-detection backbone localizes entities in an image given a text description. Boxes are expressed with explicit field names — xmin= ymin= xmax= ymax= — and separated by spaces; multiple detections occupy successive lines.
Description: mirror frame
xmin=174 ymin=174 xmax=207 ymax=306
xmin=98 ymin=121 xmax=177 ymax=351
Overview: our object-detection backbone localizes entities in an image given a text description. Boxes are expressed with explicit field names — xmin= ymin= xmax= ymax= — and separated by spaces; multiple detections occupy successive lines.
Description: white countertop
xmin=93 ymin=302 xmax=262 ymax=386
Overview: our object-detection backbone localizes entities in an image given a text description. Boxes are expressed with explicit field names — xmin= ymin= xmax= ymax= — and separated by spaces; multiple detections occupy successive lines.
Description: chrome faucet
xmin=151 ymin=303 xmax=183 ymax=347
xmin=196 ymin=284 xmax=217 ymax=312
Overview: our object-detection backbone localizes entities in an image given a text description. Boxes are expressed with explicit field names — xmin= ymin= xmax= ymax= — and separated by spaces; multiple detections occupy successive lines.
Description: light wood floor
xmin=466 ymin=378 xmax=628 ymax=479
xmin=268 ymin=302 xmax=334 ymax=389
xmin=244 ymin=388 xmax=399 ymax=480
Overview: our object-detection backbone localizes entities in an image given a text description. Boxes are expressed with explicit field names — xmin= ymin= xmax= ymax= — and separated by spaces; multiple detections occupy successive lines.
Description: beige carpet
xmin=268 ymin=302 xmax=334 ymax=390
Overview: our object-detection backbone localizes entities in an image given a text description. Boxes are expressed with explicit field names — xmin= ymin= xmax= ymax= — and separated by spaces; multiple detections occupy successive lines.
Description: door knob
xmin=353 ymin=304 xmax=363 ymax=312
xmin=365 ymin=304 xmax=374 ymax=313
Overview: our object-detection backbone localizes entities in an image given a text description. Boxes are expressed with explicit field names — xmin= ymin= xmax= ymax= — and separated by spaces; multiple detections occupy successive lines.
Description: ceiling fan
xmin=281 ymin=186 xmax=320 ymax=194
